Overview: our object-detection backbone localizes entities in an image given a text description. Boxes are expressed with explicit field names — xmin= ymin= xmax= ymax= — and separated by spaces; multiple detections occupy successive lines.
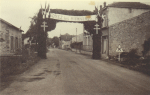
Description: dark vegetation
xmin=50 ymin=9 xmax=95 ymax=16
xmin=120 ymin=49 xmax=140 ymax=66
xmin=0 ymin=47 xmax=40 ymax=91
xmin=70 ymin=42 xmax=83 ymax=49
xmin=108 ymin=38 xmax=150 ymax=76
xmin=51 ymin=36 xmax=59 ymax=47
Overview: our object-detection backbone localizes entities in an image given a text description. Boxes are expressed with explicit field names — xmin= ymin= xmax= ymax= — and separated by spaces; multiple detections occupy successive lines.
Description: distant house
xmin=100 ymin=2 xmax=150 ymax=58
xmin=0 ymin=18 xmax=23 ymax=55
xmin=59 ymin=33 xmax=75 ymax=49
xmin=23 ymin=37 xmax=30 ymax=45
xmin=71 ymin=32 xmax=93 ymax=51
xmin=72 ymin=33 xmax=83 ymax=43
xmin=83 ymin=32 xmax=93 ymax=52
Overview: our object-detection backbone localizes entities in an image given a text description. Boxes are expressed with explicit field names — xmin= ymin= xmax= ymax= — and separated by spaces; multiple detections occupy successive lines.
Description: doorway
xmin=102 ymin=36 xmax=108 ymax=58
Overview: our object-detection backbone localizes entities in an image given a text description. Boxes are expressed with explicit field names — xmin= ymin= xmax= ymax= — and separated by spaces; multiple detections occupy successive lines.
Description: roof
xmin=60 ymin=33 xmax=75 ymax=41
xmin=107 ymin=2 xmax=150 ymax=9
xmin=0 ymin=18 xmax=24 ymax=32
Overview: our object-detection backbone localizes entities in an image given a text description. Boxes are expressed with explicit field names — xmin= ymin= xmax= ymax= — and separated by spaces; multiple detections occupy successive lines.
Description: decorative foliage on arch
xmin=40 ymin=8 xmax=103 ymax=35
xmin=83 ymin=16 xmax=103 ymax=35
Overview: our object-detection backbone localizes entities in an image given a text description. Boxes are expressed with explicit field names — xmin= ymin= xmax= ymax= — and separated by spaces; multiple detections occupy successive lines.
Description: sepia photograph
xmin=0 ymin=0 xmax=150 ymax=94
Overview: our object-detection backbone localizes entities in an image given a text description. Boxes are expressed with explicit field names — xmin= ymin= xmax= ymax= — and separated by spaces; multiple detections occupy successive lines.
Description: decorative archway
xmin=37 ymin=7 xmax=103 ymax=59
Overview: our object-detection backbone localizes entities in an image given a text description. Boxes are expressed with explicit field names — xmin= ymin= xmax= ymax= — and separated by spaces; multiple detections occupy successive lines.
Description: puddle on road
xmin=56 ymin=63 xmax=60 ymax=68
xmin=33 ymin=72 xmax=45 ymax=76
xmin=69 ymin=61 xmax=77 ymax=65
xmin=17 ymin=77 xmax=45 ymax=82
xmin=53 ymin=71 xmax=61 ymax=76
xmin=44 ymin=70 xmax=53 ymax=74
xmin=23 ymin=90 xmax=28 ymax=92
xmin=44 ymin=70 xmax=61 ymax=76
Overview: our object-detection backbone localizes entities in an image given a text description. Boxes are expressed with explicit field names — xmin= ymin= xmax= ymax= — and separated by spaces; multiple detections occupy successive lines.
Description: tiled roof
xmin=0 ymin=18 xmax=23 ymax=32
xmin=107 ymin=2 xmax=150 ymax=9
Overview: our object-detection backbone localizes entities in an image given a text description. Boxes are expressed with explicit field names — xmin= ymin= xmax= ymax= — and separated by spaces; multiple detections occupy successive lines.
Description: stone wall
xmin=109 ymin=11 xmax=150 ymax=56
xmin=0 ymin=20 xmax=22 ymax=55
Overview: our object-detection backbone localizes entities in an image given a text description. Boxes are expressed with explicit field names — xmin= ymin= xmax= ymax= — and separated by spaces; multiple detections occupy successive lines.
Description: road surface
xmin=1 ymin=49 xmax=150 ymax=95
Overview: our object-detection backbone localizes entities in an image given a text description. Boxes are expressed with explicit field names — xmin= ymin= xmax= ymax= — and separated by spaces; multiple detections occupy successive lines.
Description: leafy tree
xmin=26 ymin=14 xmax=38 ymax=38
xmin=51 ymin=36 xmax=59 ymax=47
xmin=47 ymin=38 xmax=52 ymax=47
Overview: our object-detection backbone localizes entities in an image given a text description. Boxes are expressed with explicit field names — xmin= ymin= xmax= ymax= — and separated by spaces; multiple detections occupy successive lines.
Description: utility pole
xmin=59 ymin=30 xmax=61 ymax=49
xmin=76 ymin=28 xmax=77 ymax=53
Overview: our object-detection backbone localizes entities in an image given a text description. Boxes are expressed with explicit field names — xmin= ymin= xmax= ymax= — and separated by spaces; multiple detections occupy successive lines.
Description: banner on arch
xmin=49 ymin=13 xmax=96 ymax=22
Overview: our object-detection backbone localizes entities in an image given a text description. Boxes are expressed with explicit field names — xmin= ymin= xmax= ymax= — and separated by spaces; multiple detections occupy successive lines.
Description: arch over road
xmin=37 ymin=7 xmax=103 ymax=59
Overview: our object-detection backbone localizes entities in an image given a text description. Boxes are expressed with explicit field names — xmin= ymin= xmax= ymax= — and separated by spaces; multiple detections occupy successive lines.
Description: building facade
xmin=59 ymin=33 xmax=75 ymax=49
xmin=83 ymin=32 xmax=93 ymax=52
xmin=72 ymin=33 xmax=83 ymax=43
xmin=0 ymin=18 xmax=23 ymax=55
xmin=100 ymin=2 xmax=150 ymax=58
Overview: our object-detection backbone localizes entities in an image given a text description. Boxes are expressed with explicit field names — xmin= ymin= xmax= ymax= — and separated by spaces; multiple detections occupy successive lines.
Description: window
xmin=19 ymin=38 xmax=22 ymax=48
xmin=102 ymin=15 xmax=108 ymax=27
xmin=102 ymin=36 xmax=108 ymax=54
xmin=0 ymin=32 xmax=5 ymax=42
xmin=15 ymin=37 xmax=18 ymax=49
xmin=11 ymin=36 xmax=14 ymax=50
xmin=5 ymin=30 xmax=9 ymax=44
xmin=129 ymin=8 xmax=132 ymax=13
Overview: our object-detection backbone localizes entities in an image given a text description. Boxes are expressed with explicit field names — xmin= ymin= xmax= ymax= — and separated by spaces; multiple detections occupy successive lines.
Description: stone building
xmin=71 ymin=32 xmax=93 ymax=51
xmin=0 ymin=18 xmax=23 ymax=55
xmin=100 ymin=2 xmax=150 ymax=58
xmin=59 ymin=33 xmax=74 ymax=49
xmin=82 ymin=32 xmax=93 ymax=51
xmin=72 ymin=33 xmax=83 ymax=43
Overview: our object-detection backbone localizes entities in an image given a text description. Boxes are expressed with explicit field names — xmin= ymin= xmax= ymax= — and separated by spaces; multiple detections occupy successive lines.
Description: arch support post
xmin=92 ymin=30 xmax=101 ymax=59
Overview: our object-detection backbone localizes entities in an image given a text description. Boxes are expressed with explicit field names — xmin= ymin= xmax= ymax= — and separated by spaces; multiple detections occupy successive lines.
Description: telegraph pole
xmin=76 ymin=28 xmax=77 ymax=53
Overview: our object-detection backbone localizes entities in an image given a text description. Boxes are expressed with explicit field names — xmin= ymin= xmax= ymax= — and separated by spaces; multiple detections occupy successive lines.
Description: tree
xmin=51 ymin=36 xmax=59 ymax=47
xmin=47 ymin=38 xmax=52 ymax=47
xmin=26 ymin=14 xmax=38 ymax=38
xmin=23 ymin=13 xmax=38 ymax=52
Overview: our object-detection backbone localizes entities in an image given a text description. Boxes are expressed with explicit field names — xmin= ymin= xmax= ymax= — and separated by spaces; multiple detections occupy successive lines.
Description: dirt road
xmin=1 ymin=49 xmax=150 ymax=95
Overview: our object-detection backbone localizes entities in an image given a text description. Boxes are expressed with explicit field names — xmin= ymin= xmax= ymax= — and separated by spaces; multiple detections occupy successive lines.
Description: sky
xmin=1 ymin=0 xmax=150 ymax=38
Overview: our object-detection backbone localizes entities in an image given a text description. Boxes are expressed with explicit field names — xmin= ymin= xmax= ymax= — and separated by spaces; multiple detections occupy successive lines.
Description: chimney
xmin=104 ymin=2 xmax=106 ymax=7
xmin=100 ymin=5 xmax=102 ymax=10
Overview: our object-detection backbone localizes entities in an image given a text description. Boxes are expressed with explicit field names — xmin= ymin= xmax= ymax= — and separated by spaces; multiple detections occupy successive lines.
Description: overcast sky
xmin=1 ymin=0 xmax=150 ymax=38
